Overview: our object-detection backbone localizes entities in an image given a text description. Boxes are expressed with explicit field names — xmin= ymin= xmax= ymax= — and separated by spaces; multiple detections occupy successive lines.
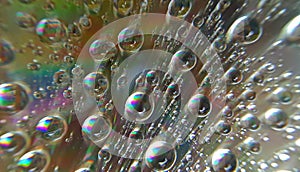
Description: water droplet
xmin=82 ymin=114 xmax=111 ymax=142
xmin=215 ymin=120 xmax=231 ymax=135
xmin=280 ymin=15 xmax=300 ymax=44
xmin=264 ymin=108 xmax=288 ymax=129
xmin=98 ymin=145 xmax=111 ymax=162
xmin=113 ymin=0 xmax=134 ymax=17
xmin=89 ymin=40 xmax=117 ymax=61
xmin=0 ymin=131 xmax=30 ymax=156
xmin=192 ymin=14 xmax=204 ymax=28
xmin=79 ymin=15 xmax=92 ymax=30
xmin=0 ymin=39 xmax=15 ymax=66
xmin=0 ymin=83 xmax=29 ymax=113
xmin=146 ymin=70 xmax=159 ymax=86
xmin=144 ymin=141 xmax=177 ymax=171
xmin=68 ymin=22 xmax=82 ymax=38
xmin=129 ymin=127 xmax=144 ymax=145
xmin=36 ymin=18 xmax=67 ymax=44
xmin=243 ymin=137 xmax=261 ymax=153
xmin=226 ymin=67 xmax=243 ymax=85
xmin=167 ymin=0 xmax=191 ymax=19
xmin=239 ymin=113 xmax=260 ymax=130
xmin=118 ymin=27 xmax=144 ymax=53
xmin=17 ymin=149 xmax=50 ymax=171
xmin=35 ymin=115 xmax=67 ymax=141
xmin=53 ymin=70 xmax=70 ymax=85
xmin=226 ymin=15 xmax=262 ymax=45
xmin=211 ymin=149 xmax=238 ymax=172
xmin=187 ymin=94 xmax=211 ymax=117
xmin=272 ymin=87 xmax=292 ymax=104
xmin=124 ymin=91 xmax=153 ymax=122
xmin=213 ymin=36 xmax=227 ymax=52
xmin=166 ymin=83 xmax=180 ymax=98
xmin=16 ymin=12 xmax=36 ymax=29
xmin=171 ymin=49 xmax=197 ymax=72
xmin=83 ymin=72 xmax=109 ymax=96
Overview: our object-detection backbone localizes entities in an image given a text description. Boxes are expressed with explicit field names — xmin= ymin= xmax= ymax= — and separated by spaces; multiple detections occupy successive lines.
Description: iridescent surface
xmin=0 ymin=0 xmax=299 ymax=171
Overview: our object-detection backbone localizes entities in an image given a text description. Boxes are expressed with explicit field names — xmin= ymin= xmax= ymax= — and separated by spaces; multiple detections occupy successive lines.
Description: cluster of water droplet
xmin=0 ymin=0 xmax=299 ymax=171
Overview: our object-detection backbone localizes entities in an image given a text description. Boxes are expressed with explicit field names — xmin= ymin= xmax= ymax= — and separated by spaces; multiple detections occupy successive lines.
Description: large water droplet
xmin=144 ymin=141 xmax=177 ymax=171
xmin=0 ymin=131 xmax=30 ymax=156
xmin=264 ymin=108 xmax=288 ymax=129
xmin=83 ymin=72 xmax=109 ymax=97
xmin=280 ymin=15 xmax=300 ymax=44
xmin=239 ymin=113 xmax=260 ymax=130
xmin=124 ymin=91 xmax=153 ymax=122
xmin=0 ymin=83 xmax=29 ymax=114
xmin=82 ymin=114 xmax=111 ymax=142
xmin=113 ymin=0 xmax=134 ymax=17
xmin=170 ymin=49 xmax=197 ymax=72
xmin=89 ymin=40 xmax=118 ymax=61
xmin=35 ymin=115 xmax=67 ymax=141
xmin=167 ymin=0 xmax=191 ymax=19
xmin=16 ymin=12 xmax=36 ymax=29
xmin=17 ymin=149 xmax=50 ymax=171
xmin=187 ymin=94 xmax=211 ymax=117
xmin=226 ymin=15 xmax=262 ymax=45
xmin=118 ymin=27 xmax=144 ymax=53
xmin=36 ymin=18 xmax=67 ymax=44
xmin=226 ymin=67 xmax=243 ymax=85
xmin=0 ymin=39 xmax=15 ymax=66
xmin=211 ymin=148 xmax=238 ymax=172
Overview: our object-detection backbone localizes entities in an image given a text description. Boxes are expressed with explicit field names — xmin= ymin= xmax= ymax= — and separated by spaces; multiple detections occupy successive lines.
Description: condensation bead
xmin=187 ymin=94 xmax=211 ymax=117
xmin=243 ymin=137 xmax=261 ymax=153
xmin=89 ymin=40 xmax=118 ymax=61
xmin=83 ymin=72 xmax=109 ymax=96
xmin=215 ymin=120 xmax=231 ymax=135
xmin=170 ymin=49 xmax=197 ymax=72
xmin=16 ymin=12 xmax=36 ymax=29
xmin=264 ymin=108 xmax=288 ymax=129
xmin=124 ymin=91 xmax=153 ymax=122
xmin=226 ymin=15 xmax=262 ymax=45
xmin=35 ymin=115 xmax=67 ymax=141
xmin=113 ymin=0 xmax=134 ymax=17
xmin=82 ymin=114 xmax=111 ymax=142
xmin=118 ymin=27 xmax=144 ymax=53
xmin=211 ymin=149 xmax=238 ymax=172
xmin=280 ymin=15 xmax=300 ymax=44
xmin=239 ymin=113 xmax=260 ymax=130
xmin=0 ymin=39 xmax=15 ymax=66
xmin=0 ymin=83 xmax=29 ymax=114
xmin=226 ymin=67 xmax=243 ymax=85
xmin=16 ymin=149 xmax=50 ymax=171
xmin=144 ymin=141 xmax=177 ymax=171
xmin=36 ymin=18 xmax=67 ymax=44
xmin=0 ymin=131 xmax=30 ymax=156
xmin=167 ymin=0 xmax=191 ymax=19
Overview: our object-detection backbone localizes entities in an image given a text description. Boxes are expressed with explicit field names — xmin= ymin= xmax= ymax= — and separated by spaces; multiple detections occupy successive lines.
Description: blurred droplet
xmin=0 ymin=39 xmax=15 ymax=66
xmin=211 ymin=149 xmax=238 ymax=172
xmin=36 ymin=18 xmax=67 ymax=44
xmin=0 ymin=131 xmax=30 ymax=156
xmin=264 ymin=108 xmax=288 ymax=129
xmin=16 ymin=149 xmax=50 ymax=172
